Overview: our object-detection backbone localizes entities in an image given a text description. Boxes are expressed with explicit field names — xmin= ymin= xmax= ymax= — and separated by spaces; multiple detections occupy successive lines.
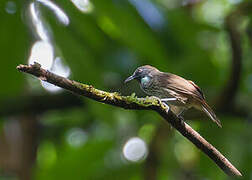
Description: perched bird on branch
xmin=125 ymin=65 xmax=222 ymax=127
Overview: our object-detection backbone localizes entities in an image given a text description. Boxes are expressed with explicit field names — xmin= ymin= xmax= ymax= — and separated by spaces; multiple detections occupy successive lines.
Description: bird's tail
xmin=201 ymin=101 xmax=222 ymax=128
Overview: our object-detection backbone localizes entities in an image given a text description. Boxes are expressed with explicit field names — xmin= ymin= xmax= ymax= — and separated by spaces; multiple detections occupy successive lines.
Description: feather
xmin=201 ymin=100 xmax=222 ymax=127
xmin=155 ymin=72 xmax=205 ymax=100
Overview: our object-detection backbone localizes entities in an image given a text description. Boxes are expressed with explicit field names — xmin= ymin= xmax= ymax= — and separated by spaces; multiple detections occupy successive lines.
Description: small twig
xmin=17 ymin=63 xmax=242 ymax=177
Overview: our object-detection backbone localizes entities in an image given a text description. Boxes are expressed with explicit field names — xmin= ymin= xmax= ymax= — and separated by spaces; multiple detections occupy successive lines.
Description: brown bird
xmin=125 ymin=65 xmax=222 ymax=127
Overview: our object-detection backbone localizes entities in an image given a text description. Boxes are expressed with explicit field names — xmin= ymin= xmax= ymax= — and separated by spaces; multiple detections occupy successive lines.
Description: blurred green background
xmin=0 ymin=0 xmax=252 ymax=179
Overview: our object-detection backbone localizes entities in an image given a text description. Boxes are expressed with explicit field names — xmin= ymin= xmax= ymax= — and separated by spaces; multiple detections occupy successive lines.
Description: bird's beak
xmin=124 ymin=74 xmax=136 ymax=83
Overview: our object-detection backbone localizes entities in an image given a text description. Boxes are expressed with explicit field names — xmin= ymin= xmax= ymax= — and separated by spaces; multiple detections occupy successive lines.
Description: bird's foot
xmin=148 ymin=96 xmax=161 ymax=102
xmin=162 ymin=103 xmax=170 ymax=113
xmin=148 ymin=96 xmax=170 ymax=113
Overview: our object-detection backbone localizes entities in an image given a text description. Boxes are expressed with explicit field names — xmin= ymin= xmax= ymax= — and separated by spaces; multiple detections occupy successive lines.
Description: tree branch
xmin=16 ymin=63 xmax=242 ymax=177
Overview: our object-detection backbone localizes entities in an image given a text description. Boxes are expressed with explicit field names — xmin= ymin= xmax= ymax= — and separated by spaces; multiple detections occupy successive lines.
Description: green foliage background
xmin=0 ymin=0 xmax=252 ymax=179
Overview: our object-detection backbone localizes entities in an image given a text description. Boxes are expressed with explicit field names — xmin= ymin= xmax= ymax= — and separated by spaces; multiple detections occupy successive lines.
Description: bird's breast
xmin=141 ymin=82 xmax=173 ymax=98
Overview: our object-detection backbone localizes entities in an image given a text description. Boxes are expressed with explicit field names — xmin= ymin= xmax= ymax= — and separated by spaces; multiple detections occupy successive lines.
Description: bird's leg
xmin=161 ymin=98 xmax=188 ymax=120
xmin=161 ymin=98 xmax=178 ymax=113
xmin=160 ymin=98 xmax=177 ymax=102
xmin=177 ymin=109 xmax=185 ymax=120
xmin=176 ymin=107 xmax=188 ymax=121
xmin=177 ymin=110 xmax=184 ymax=117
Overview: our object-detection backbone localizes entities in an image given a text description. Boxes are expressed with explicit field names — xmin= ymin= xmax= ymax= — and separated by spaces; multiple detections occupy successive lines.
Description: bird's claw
xmin=149 ymin=96 xmax=170 ymax=113
xmin=162 ymin=103 xmax=170 ymax=113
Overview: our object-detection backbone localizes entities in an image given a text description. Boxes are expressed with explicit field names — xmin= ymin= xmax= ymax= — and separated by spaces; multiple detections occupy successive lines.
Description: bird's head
xmin=124 ymin=65 xmax=159 ymax=84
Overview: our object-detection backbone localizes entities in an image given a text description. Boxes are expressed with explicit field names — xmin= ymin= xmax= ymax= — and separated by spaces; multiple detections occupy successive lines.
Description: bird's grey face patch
xmin=141 ymin=76 xmax=150 ymax=86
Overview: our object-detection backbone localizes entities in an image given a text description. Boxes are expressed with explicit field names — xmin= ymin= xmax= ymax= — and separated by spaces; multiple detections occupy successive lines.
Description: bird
xmin=124 ymin=65 xmax=222 ymax=127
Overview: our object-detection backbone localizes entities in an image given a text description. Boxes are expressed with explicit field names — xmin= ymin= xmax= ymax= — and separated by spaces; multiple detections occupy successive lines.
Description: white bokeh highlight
xmin=51 ymin=57 xmax=71 ymax=77
xmin=37 ymin=0 xmax=70 ymax=26
xmin=28 ymin=40 xmax=54 ymax=70
xmin=123 ymin=137 xmax=148 ymax=162
xmin=71 ymin=0 xmax=93 ymax=13
xmin=30 ymin=3 xmax=51 ymax=42
xmin=28 ymin=1 xmax=71 ymax=93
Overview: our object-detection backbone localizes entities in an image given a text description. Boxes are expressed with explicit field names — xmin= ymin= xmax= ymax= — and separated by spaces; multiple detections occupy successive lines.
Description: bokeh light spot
xmin=123 ymin=137 xmax=148 ymax=162
xmin=70 ymin=0 xmax=93 ymax=13
xmin=66 ymin=128 xmax=88 ymax=148
xmin=37 ymin=0 xmax=70 ymax=26
xmin=28 ymin=40 xmax=54 ymax=70
xmin=30 ymin=2 xmax=51 ymax=42
xmin=5 ymin=1 xmax=17 ymax=14
xmin=201 ymin=1 xmax=226 ymax=27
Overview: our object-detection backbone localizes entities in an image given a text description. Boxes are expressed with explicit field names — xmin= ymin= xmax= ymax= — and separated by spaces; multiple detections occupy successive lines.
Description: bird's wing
xmin=157 ymin=72 xmax=205 ymax=100
xmin=187 ymin=80 xmax=205 ymax=100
